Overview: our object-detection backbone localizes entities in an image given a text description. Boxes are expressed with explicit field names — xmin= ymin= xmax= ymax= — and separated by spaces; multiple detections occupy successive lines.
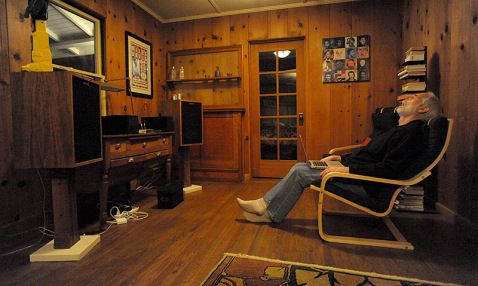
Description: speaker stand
xmin=30 ymin=169 xmax=100 ymax=262
xmin=182 ymin=148 xmax=202 ymax=194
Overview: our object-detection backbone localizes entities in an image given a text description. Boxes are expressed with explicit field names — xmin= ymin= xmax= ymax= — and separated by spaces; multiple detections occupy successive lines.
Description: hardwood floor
xmin=1 ymin=180 xmax=477 ymax=285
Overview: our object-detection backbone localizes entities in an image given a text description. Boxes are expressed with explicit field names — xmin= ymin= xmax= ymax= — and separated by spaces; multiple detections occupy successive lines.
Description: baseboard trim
xmin=435 ymin=202 xmax=478 ymax=230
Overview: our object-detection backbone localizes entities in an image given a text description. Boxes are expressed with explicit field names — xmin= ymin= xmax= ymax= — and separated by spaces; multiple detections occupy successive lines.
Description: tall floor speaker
xmin=12 ymin=71 xmax=102 ymax=168
xmin=12 ymin=71 xmax=102 ymax=258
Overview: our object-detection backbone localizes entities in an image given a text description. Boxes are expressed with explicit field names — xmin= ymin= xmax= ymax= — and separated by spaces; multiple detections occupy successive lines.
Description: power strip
xmin=115 ymin=217 xmax=127 ymax=224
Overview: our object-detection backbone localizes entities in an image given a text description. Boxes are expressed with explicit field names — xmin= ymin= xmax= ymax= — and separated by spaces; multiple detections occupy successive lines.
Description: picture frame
xmin=322 ymin=35 xmax=370 ymax=83
xmin=125 ymin=31 xmax=153 ymax=98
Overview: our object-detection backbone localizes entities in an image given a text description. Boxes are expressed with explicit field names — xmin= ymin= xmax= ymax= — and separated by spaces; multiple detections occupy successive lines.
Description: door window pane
xmin=279 ymin=118 xmax=297 ymax=138
xmin=280 ymin=140 xmax=297 ymax=160
xmin=278 ymin=49 xmax=296 ymax=71
xmin=260 ymin=96 xmax=277 ymax=116
xmin=259 ymin=51 xmax=276 ymax=72
xmin=260 ymin=74 xmax=276 ymax=94
xmin=279 ymin=73 xmax=296 ymax=93
xmin=279 ymin=95 xmax=296 ymax=115
xmin=261 ymin=140 xmax=277 ymax=160
xmin=260 ymin=118 xmax=277 ymax=138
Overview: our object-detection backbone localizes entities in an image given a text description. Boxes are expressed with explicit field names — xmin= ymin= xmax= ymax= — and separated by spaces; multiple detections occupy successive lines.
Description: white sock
xmin=236 ymin=198 xmax=267 ymax=215
xmin=242 ymin=211 xmax=271 ymax=223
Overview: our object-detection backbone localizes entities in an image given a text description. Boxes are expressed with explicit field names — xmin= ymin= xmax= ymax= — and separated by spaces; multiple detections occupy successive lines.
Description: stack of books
xmin=401 ymin=81 xmax=426 ymax=93
xmin=404 ymin=47 xmax=426 ymax=62
xmin=395 ymin=185 xmax=425 ymax=212
xmin=398 ymin=64 xmax=426 ymax=79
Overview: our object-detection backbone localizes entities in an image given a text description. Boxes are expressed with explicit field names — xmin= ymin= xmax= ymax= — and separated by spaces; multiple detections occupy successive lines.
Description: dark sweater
xmin=341 ymin=120 xmax=427 ymax=179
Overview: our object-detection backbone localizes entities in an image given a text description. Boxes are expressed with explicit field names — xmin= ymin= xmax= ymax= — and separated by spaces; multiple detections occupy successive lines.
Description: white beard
xmin=396 ymin=104 xmax=418 ymax=117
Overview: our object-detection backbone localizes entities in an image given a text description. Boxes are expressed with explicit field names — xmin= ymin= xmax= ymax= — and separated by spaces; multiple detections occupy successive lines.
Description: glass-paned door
xmin=250 ymin=41 xmax=305 ymax=178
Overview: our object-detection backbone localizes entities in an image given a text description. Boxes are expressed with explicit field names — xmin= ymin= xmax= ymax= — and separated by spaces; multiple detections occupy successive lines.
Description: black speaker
xmin=102 ymin=115 xmax=139 ymax=135
xmin=141 ymin=116 xmax=174 ymax=132
xmin=180 ymin=100 xmax=203 ymax=146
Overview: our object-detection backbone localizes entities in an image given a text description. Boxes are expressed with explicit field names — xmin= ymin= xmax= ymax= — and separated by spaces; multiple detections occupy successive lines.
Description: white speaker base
xmin=183 ymin=184 xmax=202 ymax=194
xmin=30 ymin=235 xmax=100 ymax=262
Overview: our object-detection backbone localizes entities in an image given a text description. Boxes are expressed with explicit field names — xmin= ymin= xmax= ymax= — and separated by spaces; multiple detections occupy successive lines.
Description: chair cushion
xmin=398 ymin=116 xmax=448 ymax=179
xmin=370 ymin=107 xmax=399 ymax=138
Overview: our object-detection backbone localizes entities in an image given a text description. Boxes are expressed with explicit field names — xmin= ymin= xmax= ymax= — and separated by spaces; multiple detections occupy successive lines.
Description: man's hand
xmin=320 ymin=167 xmax=349 ymax=176
xmin=321 ymin=155 xmax=341 ymax=162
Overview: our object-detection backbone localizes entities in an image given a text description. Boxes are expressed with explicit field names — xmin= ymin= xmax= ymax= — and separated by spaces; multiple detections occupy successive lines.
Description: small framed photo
xmin=322 ymin=35 xmax=370 ymax=83
xmin=125 ymin=31 xmax=153 ymax=98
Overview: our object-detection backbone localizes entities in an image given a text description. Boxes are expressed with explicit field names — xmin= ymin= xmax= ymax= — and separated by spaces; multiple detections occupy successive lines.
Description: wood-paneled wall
xmin=161 ymin=0 xmax=402 ymax=179
xmin=0 ymin=0 xmax=164 ymax=234
xmin=401 ymin=0 xmax=478 ymax=223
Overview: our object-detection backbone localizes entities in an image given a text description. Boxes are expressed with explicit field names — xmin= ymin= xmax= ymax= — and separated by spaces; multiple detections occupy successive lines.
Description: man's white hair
xmin=419 ymin=91 xmax=442 ymax=121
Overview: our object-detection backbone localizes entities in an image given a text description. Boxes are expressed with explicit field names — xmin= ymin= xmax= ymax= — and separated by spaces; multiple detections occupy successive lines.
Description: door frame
xmin=248 ymin=38 xmax=306 ymax=178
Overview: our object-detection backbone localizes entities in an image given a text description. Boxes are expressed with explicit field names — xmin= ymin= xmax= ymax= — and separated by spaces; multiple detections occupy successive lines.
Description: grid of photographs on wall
xmin=322 ymin=35 xmax=370 ymax=83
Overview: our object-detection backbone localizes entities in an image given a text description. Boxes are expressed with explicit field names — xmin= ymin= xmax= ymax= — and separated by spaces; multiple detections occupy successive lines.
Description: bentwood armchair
xmin=310 ymin=116 xmax=453 ymax=250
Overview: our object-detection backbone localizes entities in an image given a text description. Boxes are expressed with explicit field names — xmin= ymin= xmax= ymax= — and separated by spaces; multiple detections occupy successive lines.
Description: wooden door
xmin=250 ymin=40 xmax=305 ymax=178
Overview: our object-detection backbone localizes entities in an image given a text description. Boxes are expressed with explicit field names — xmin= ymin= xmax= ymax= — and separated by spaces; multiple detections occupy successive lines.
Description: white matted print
xmin=125 ymin=31 xmax=153 ymax=98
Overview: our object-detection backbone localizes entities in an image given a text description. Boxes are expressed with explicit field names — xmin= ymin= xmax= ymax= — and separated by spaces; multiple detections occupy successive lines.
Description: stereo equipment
xmin=141 ymin=116 xmax=174 ymax=132
xmin=101 ymin=115 xmax=139 ymax=135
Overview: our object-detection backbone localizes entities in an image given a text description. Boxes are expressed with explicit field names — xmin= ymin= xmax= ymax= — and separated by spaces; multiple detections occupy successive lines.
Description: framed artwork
xmin=125 ymin=31 xmax=153 ymax=98
xmin=322 ymin=35 xmax=370 ymax=83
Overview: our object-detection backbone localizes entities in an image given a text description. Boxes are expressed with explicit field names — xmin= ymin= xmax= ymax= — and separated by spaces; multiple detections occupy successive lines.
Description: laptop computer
xmin=298 ymin=135 xmax=344 ymax=169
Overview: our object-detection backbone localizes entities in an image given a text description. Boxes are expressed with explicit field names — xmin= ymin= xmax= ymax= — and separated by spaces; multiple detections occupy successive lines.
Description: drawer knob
xmin=128 ymin=158 xmax=134 ymax=163
xmin=142 ymin=142 xmax=147 ymax=148
xmin=115 ymin=144 xmax=121 ymax=150
xmin=162 ymin=138 xmax=166 ymax=143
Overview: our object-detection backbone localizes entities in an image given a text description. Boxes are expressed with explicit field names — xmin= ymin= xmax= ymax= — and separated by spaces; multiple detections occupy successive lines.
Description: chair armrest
xmin=329 ymin=144 xmax=363 ymax=154
xmin=312 ymin=170 xmax=432 ymax=192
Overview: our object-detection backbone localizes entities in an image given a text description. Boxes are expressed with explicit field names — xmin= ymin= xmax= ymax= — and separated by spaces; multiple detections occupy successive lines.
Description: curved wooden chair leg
xmin=315 ymin=187 xmax=414 ymax=250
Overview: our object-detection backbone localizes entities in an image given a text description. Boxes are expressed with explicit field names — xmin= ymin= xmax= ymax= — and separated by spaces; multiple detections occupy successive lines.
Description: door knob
xmin=298 ymin=113 xmax=304 ymax=126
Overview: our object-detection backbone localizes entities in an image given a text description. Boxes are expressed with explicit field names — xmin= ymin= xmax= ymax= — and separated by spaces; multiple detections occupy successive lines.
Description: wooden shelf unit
xmin=164 ymin=46 xmax=244 ymax=181
xmin=166 ymin=45 xmax=243 ymax=109
xmin=397 ymin=46 xmax=427 ymax=99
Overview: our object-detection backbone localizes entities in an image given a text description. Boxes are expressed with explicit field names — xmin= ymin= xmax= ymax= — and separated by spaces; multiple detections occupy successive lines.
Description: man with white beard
xmin=237 ymin=92 xmax=442 ymax=223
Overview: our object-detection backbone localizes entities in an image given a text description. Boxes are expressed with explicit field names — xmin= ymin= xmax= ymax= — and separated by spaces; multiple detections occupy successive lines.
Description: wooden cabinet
xmin=190 ymin=110 xmax=243 ymax=181
xmin=164 ymin=46 xmax=244 ymax=181
xmin=101 ymin=132 xmax=173 ymax=226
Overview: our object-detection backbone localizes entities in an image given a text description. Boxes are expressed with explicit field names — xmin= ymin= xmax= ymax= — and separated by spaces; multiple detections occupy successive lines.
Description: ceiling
xmin=131 ymin=0 xmax=358 ymax=23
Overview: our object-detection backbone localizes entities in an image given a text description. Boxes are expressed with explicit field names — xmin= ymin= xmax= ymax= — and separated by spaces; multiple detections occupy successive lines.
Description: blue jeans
xmin=263 ymin=163 xmax=323 ymax=223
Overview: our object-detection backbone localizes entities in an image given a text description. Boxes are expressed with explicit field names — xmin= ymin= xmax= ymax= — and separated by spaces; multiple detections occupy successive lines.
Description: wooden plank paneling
xmin=6 ymin=0 xmax=31 ymax=72
xmin=269 ymin=10 xmax=288 ymax=39
xmin=307 ymin=6 xmax=331 ymax=158
xmin=329 ymin=3 xmax=353 ymax=148
xmin=351 ymin=1 xmax=374 ymax=144
xmin=193 ymin=18 xmax=213 ymax=49
xmin=371 ymin=0 xmax=401 ymax=109
xmin=0 ymin=0 xmax=12 ymax=178
xmin=211 ymin=16 xmax=231 ymax=47
xmin=287 ymin=7 xmax=308 ymax=37
xmin=248 ymin=11 xmax=269 ymax=40
xmin=229 ymin=14 xmax=249 ymax=45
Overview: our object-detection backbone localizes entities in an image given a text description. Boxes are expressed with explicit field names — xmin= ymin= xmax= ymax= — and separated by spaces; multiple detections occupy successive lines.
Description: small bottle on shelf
xmin=214 ymin=66 xmax=221 ymax=77
xmin=179 ymin=66 xmax=185 ymax=80
xmin=170 ymin=66 xmax=176 ymax=80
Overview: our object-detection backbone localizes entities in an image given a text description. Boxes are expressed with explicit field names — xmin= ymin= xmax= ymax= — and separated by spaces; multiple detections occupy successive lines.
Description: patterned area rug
xmin=201 ymin=253 xmax=459 ymax=286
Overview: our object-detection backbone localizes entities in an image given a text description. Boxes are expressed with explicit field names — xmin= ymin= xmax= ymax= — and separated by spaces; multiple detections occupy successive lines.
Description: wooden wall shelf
xmin=166 ymin=76 xmax=241 ymax=85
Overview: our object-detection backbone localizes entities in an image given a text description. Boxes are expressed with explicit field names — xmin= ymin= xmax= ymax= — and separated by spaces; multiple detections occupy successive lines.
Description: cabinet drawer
xmin=127 ymin=137 xmax=169 ymax=155
xmin=109 ymin=150 xmax=169 ymax=168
